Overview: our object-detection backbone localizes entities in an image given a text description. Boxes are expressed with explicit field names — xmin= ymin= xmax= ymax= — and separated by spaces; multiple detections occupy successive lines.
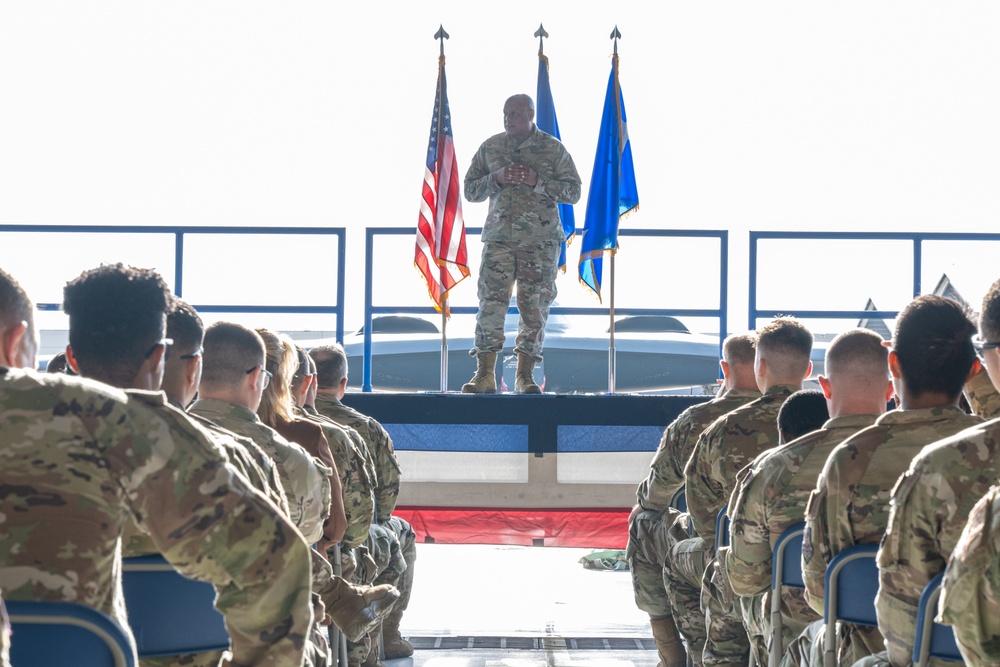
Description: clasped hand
xmin=496 ymin=163 xmax=538 ymax=187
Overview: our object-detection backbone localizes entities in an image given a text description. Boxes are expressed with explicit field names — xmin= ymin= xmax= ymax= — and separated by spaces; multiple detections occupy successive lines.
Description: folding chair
xmin=670 ymin=486 xmax=688 ymax=513
xmin=822 ymin=544 xmax=879 ymax=667
xmin=716 ymin=503 xmax=731 ymax=549
xmin=121 ymin=554 xmax=229 ymax=658
xmin=7 ymin=599 xmax=136 ymax=667
xmin=769 ymin=523 xmax=805 ymax=667
xmin=913 ymin=572 xmax=963 ymax=666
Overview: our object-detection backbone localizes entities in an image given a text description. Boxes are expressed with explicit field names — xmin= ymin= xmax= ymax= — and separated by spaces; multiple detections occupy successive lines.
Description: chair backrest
xmin=121 ymin=554 xmax=230 ymax=658
xmin=769 ymin=523 xmax=805 ymax=667
xmin=913 ymin=572 xmax=963 ymax=666
xmin=822 ymin=544 xmax=879 ymax=667
xmin=670 ymin=487 xmax=687 ymax=513
xmin=716 ymin=503 xmax=731 ymax=548
xmin=6 ymin=599 xmax=136 ymax=667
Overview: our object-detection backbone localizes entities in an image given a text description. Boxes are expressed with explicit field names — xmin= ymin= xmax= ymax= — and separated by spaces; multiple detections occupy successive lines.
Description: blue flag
xmin=536 ymin=52 xmax=576 ymax=271
xmin=579 ymin=54 xmax=638 ymax=299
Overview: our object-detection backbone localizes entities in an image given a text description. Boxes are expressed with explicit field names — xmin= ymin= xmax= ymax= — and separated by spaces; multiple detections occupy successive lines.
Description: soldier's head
xmin=979 ymin=278 xmax=1000 ymax=392
xmin=0 ymin=267 xmax=39 ymax=369
xmin=777 ymin=389 xmax=829 ymax=444
xmin=310 ymin=343 xmax=349 ymax=398
xmin=818 ymin=328 xmax=893 ymax=418
xmin=889 ymin=295 xmax=978 ymax=406
xmin=720 ymin=332 xmax=758 ymax=391
xmin=504 ymin=94 xmax=535 ymax=139
xmin=63 ymin=263 xmax=172 ymax=389
xmin=255 ymin=328 xmax=296 ymax=428
xmin=200 ymin=321 xmax=269 ymax=411
xmin=754 ymin=317 xmax=814 ymax=391
xmin=162 ymin=298 xmax=204 ymax=409
xmin=290 ymin=344 xmax=314 ymax=408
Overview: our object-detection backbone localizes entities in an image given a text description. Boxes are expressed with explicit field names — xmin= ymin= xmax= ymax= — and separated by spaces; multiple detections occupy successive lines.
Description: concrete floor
xmin=388 ymin=543 xmax=658 ymax=667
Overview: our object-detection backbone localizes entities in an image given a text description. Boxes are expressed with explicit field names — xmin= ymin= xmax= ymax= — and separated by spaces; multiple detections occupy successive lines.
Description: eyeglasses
xmin=245 ymin=365 xmax=273 ymax=389
xmin=983 ymin=342 xmax=1000 ymax=350
xmin=145 ymin=338 xmax=174 ymax=361
xmin=179 ymin=346 xmax=204 ymax=360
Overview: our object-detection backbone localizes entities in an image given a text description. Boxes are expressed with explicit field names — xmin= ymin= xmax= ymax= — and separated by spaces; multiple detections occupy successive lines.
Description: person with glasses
xmin=191 ymin=322 xmax=400 ymax=646
xmin=1 ymin=264 xmax=314 ymax=667
xmin=877 ymin=279 xmax=1000 ymax=667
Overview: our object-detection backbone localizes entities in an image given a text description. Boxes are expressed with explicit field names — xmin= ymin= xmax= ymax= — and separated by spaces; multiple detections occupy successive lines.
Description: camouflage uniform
xmin=727 ymin=414 xmax=878 ymax=664
xmin=464 ymin=126 xmax=581 ymax=360
xmin=665 ymin=384 xmax=797 ymax=667
xmin=191 ymin=397 xmax=332 ymax=544
xmin=800 ymin=405 xmax=983 ymax=667
xmin=296 ymin=405 xmax=376 ymax=551
xmin=939 ymin=483 xmax=1000 ymax=667
xmin=0 ymin=368 xmax=313 ymax=667
xmin=876 ymin=416 xmax=1000 ymax=667
xmin=965 ymin=368 xmax=1000 ymax=419
xmin=628 ymin=388 xmax=761 ymax=620
xmin=313 ymin=394 xmax=416 ymax=664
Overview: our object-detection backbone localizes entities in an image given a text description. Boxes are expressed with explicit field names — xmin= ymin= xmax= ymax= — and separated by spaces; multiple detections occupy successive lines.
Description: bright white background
xmin=2 ymin=2 xmax=1000 ymax=333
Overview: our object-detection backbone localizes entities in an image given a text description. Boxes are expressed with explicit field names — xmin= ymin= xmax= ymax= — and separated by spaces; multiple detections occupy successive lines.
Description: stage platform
xmin=341 ymin=392 xmax=704 ymax=548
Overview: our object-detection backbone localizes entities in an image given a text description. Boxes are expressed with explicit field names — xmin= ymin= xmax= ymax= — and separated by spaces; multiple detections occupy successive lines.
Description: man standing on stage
xmin=462 ymin=93 xmax=581 ymax=394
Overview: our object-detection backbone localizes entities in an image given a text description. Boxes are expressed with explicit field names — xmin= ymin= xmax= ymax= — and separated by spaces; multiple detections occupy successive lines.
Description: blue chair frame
xmin=6 ymin=599 xmax=136 ymax=667
xmin=822 ymin=544 xmax=879 ymax=667
xmin=716 ymin=503 xmax=731 ymax=549
xmin=121 ymin=554 xmax=229 ymax=658
xmin=670 ymin=487 xmax=688 ymax=513
xmin=913 ymin=572 xmax=962 ymax=666
xmin=769 ymin=523 xmax=805 ymax=667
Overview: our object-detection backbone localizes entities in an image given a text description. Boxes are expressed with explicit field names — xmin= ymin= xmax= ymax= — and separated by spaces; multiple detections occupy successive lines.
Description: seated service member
xmin=800 ymin=295 xmax=983 ymax=667
xmin=665 ymin=317 xmax=813 ymax=667
xmin=775 ymin=389 xmax=830 ymax=444
xmin=939 ymin=484 xmax=1000 ymax=667
xmin=0 ymin=265 xmax=313 ymax=667
xmin=310 ymin=343 xmax=418 ymax=661
xmin=627 ymin=333 xmax=761 ymax=667
xmin=727 ymin=330 xmax=892 ymax=664
xmin=876 ymin=278 xmax=1000 ymax=667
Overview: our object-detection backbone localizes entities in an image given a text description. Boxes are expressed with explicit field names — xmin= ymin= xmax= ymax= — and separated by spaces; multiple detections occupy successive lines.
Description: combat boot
xmin=381 ymin=608 xmax=414 ymax=659
xmin=515 ymin=353 xmax=541 ymax=394
xmin=649 ymin=616 xmax=687 ymax=667
xmin=461 ymin=352 xmax=497 ymax=394
xmin=326 ymin=577 xmax=400 ymax=643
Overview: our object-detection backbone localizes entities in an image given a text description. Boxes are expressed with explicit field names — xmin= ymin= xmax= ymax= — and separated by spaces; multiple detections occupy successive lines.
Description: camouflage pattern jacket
xmin=314 ymin=394 xmax=400 ymax=523
xmin=296 ymin=405 xmax=376 ymax=550
xmin=686 ymin=384 xmax=798 ymax=546
xmin=0 ymin=368 xmax=313 ymax=667
xmin=727 ymin=414 xmax=878 ymax=646
xmin=877 ymin=416 xmax=1000 ymax=667
xmin=965 ymin=367 xmax=1000 ymax=419
xmin=191 ymin=397 xmax=332 ymax=544
xmin=637 ymin=387 xmax=761 ymax=513
xmin=940 ymin=483 xmax=1000 ymax=667
xmin=464 ymin=126 xmax=582 ymax=245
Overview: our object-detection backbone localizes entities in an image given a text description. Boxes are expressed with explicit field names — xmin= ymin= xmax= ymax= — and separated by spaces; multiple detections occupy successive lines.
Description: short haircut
xmin=506 ymin=93 xmax=534 ymax=111
xmin=63 ymin=264 xmax=170 ymax=385
xmin=722 ymin=332 xmax=757 ymax=367
xmin=256 ymin=328 xmax=296 ymax=426
xmin=305 ymin=352 xmax=316 ymax=375
xmin=980 ymin=278 xmax=1000 ymax=343
xmin=310 ymin=343 xmax=348 ymax=389
xmin=167 ymin=298 xmax=204 ymax=354
xmin=292 ymin=344 xmax=312 ymax=386
xmin=0 ymin=267 xmax=34 ymax=339
xmin=46 ymin=351 xmax=70 ymax=374
xmin=893 ymin=295 xmax=977 ymax=399
xmin=756 ymin=317 xmax=814 ymax=377
xmin=825 ymin=328 xmax=888 ymax=378
xmin=201 ymin=322 xmax=265 ymax=389
xmin=778 ymin=389 xmax=829 ymax=442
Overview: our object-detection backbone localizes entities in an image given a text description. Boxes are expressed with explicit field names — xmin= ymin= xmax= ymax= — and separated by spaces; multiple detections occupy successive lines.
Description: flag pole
xmin=435 ymin=25 xmax=450 ymax=392
xmin=607 ymin=26 xmax=622 ymax=395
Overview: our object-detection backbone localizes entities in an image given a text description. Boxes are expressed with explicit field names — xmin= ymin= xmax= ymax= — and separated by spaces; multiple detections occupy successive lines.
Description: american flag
xmin=415 ymin=57 xmax=469 ymax=313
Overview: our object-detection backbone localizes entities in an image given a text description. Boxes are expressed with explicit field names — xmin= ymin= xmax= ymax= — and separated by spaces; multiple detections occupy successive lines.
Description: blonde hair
xmin=255 ymin=328 xmax=298 ymax=427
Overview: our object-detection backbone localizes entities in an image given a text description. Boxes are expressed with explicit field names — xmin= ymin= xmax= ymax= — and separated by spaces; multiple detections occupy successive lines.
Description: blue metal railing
xmin=748 ymin=231 xmax=1000 ymax=329
xmin=363 ymin=227 xmax=729 ymax=392
xmin=0 ymin=224 xmax=347 ymax=342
